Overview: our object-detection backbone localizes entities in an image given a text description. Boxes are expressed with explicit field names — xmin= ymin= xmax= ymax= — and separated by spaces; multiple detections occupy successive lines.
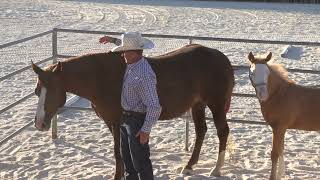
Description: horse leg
xmin=208 ymin=104 xmax=229 ymax=177
xmin=277 ymin=149 xmax=285 ymax=178
xmin=107 ymin=123 xmax=123 ymax=180
xmin=181 ymin=103 xmax=207 ymax=175
xmin=270 ymin=127 xmax=286 ymax=180
xmin=92 ymin=105 xmax=123 ymax=180
xmin=277 ymin=128 xmax=286 ymax=178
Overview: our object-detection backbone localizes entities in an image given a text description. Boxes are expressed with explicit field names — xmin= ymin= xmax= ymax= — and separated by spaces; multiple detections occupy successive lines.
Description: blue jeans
xmin=120 ymin=112 xmax=154 ymax=180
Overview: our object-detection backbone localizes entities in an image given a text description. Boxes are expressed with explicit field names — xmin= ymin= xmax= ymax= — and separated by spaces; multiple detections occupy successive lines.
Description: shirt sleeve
xmin=137 ymin=73 xmax=162 ymax=133
xmin=114 ymin=38 xmax=122 ymax=46
xmin=105 ymin=36 xmax=121 ymax=46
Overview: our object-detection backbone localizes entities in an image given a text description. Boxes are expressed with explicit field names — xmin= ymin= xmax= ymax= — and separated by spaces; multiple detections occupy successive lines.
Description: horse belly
xmin=159 ymin=92 xmax=201 ymax=120
xmin=289 ymin=114 xmax=320 ymax=131
xmin=289 ymin=121 xmax=320 ymax=131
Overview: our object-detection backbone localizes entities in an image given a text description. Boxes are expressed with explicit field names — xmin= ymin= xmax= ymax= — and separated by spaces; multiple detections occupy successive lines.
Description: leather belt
xmin=122 ymin=110 xmax=146 ymax=117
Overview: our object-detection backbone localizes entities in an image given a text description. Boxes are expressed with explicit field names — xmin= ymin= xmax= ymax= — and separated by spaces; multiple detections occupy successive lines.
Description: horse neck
xmin=265 ymin=68 xmax=290 ymax=103
xmin=59 ymin=54 xmax=125 ymax=102
xmin=59 ymin=62 xmax=95 ymax=101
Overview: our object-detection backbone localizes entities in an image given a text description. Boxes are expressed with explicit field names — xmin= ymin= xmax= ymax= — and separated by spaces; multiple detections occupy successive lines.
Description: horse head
xmin=32 ymin=61 xmax=66 ymax=131
xmin=248 ymin=52 xmax=272 ymax=102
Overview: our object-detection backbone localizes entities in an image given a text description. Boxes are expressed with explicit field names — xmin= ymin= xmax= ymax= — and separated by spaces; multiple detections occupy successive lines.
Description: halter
xmin=248 ymin=65 xmax=267 ymax=89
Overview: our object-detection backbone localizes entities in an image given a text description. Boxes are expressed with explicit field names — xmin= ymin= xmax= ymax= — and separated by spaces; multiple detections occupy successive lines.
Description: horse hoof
xmin=180 ymin=167 xmax=194 ymax=175
xmin=209 ymin=168 xmax=221 ymax=177
xmin=269 ymin=177 xmax=276 ymax=180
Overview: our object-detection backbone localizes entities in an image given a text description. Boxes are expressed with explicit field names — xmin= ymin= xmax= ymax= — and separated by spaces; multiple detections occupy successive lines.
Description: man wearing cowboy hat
xmin=101 ymin=32 xmax=161 ymax=180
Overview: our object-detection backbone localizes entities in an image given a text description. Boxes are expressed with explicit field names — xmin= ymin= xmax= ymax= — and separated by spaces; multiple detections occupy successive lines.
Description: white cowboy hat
xmin=111 ymin=32 xmax=154 ymax=52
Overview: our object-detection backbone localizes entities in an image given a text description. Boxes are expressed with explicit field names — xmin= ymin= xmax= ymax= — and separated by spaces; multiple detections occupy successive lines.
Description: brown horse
xmin=248 ymin=52 xmax=320 ymax=180
xmin=32 ymin=44 xmax=234 ymax=179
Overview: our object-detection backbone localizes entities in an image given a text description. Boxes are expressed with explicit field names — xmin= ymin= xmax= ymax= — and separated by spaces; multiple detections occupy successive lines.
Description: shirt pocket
xmin=127 ymin=76 xmax=142 ymax=90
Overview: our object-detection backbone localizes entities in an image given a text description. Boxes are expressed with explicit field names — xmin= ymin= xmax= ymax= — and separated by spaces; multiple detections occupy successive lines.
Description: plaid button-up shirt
xmin=121 ymin=57 xmax=162 ymax=133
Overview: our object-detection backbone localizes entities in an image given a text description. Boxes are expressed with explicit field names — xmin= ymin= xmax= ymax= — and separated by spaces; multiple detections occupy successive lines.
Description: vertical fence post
xmin=185 ymin=110 xmax=191 ymax=152
xmin=184 ymin=38 xmax=193 ymax=151
xmin=51 ymin=28 xmax=58 ymax=139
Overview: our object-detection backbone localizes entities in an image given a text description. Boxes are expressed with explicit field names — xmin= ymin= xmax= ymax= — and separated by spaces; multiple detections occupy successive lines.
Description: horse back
xmin=147 ymin=44 xmax=234 ymax=79
xmin=263 ymin=84 xmax=320 ymax=131
xmin=146 ymin=44 xmax=234 ymax=119
xmin=288 ymin=85 xmax=320 ymax=130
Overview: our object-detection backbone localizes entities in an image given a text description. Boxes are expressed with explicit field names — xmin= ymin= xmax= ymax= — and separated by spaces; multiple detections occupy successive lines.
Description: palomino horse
xmin=248 ymin=52 xmax=320 ymax=180
xmin=32 ymin=44 xmax=234 ymax=179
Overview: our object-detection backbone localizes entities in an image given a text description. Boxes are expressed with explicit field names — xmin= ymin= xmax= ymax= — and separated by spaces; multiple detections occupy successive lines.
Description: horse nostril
xmin=34 ymin=117 xmax=46 ymax=130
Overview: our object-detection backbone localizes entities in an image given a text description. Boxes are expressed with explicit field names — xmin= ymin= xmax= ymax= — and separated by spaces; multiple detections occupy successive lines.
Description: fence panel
xmin=0 ymin=31 xmax=54 ymax=142
xmin=1 ymin=28 xmax=320 ymax=149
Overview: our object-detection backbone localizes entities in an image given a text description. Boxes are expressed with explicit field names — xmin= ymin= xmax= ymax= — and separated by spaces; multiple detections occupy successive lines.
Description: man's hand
xmin=136 ymin=131 xmax=150 ymax=144
xmin=99 ymin=36 xmax=114 ymax=44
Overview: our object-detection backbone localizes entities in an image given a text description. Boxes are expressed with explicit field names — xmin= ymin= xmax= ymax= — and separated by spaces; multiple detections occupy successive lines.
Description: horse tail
xmin=224 ymin=67 xmax=234 ymax=114
xmin=224 ymin=54 xmax=234 ymax=114
xmin=224 ymin=96 xmax=231 ymax=113
xmin=224 ymin=68 xmax=234 ymax=114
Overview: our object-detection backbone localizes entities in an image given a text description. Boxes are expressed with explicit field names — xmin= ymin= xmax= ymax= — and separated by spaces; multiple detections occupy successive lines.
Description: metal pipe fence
xmin=53 ymin=28 xmax=320 ymax=150
xmin=0 ymin=57 xmax=53 ymax=82
xmin=56 ymin=28 xmax=320 ymax=46
xmin=51 ymin=29 xmax=58 ymax=139
xmin=0 ymin=30 xmax=53 ymax=49
xmin=0 ymin=31 xmax=55 ymax=147
xmin=0 ymin=28 xmax=320 ymax=150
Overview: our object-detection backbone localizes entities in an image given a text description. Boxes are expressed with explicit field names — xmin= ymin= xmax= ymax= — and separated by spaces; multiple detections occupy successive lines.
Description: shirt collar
xmin=126 ymin=57 xmax=145 ymax=70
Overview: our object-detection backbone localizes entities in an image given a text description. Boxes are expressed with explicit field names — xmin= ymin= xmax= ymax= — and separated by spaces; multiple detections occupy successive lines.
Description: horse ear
xmin=265 ymin=52 xmax=272 ymax=62
xmin=31 ymin=61 xmax=44 ymax=76
xmin=31 ymin=61 xmax=49 ymax=84
xmin=52 ymin=61 xmax=62 ymax=73
xmin=248 ymin=52 xmax=255 ymax=63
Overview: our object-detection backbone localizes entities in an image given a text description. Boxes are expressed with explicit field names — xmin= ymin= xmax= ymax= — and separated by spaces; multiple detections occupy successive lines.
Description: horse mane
xmin=267 ymin=62 xmax=295 ymax=84
xmin=44 ymin=63 xmax=57 ymax=72
xmin=43 ymin=51 xmax=123 ymax=72
xmin=251 ymin=53 xmax=295 ymax=84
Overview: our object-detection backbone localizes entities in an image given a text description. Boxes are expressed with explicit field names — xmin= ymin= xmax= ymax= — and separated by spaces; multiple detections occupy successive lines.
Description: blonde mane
xmin=267 ymin=62 xmax=295 ymax=84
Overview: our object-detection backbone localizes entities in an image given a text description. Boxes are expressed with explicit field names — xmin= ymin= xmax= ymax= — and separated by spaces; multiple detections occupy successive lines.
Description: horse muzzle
xmin=34 ymin=117 xmax=50 ymax=131
xmin=256 ymin=85 xmax=268 ymax=102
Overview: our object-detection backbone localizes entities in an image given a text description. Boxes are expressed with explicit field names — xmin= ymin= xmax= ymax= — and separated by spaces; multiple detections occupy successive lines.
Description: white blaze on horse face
xmin=35 ymin=87 xmax=47 ymax=129
xmin=251 ymin=64 xmax=270 ymax=101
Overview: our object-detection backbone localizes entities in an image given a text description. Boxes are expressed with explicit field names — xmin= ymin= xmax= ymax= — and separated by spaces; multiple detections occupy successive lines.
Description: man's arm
xmin=138 ymin=74 xmax=162 ymax=133
xmin=99 ymin=36 xmax=121 ymax=46
xmin=136 ymin=74 xmax=162 ymax=144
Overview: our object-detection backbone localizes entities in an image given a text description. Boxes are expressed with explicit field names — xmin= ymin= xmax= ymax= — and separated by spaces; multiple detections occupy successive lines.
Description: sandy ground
xmin=0 ymin=0 xmax=320 ymax=179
